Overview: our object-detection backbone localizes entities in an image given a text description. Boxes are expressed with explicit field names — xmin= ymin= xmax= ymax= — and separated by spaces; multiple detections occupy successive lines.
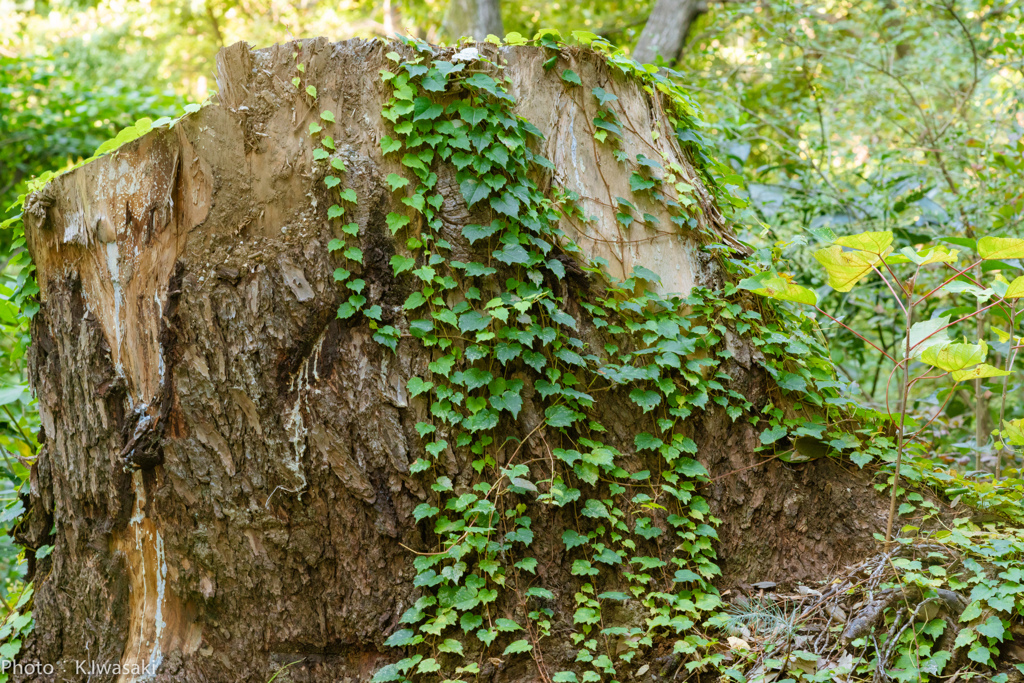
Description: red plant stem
xmin=814 ymin=306 xmax=896 ymax=363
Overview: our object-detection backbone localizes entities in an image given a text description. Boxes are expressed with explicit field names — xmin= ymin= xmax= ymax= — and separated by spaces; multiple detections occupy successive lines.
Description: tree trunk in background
xmin=17 ymin=38 xmax=892 ymax=682
xmin=442 ymin=0 xmax=503 ymax=41
xmin=633 ymin=0 xmax=708 ymax=64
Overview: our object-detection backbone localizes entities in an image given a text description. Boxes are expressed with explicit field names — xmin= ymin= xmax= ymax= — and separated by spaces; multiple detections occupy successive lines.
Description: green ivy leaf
xmin=460 ymin=178 xmax=491 ymax=207
xmin=461 ymin=612 xmax=483 ymax=632
xmin=381 ymin=136 xmax=402 ymax=155
xmin=635 ymin=432 xmax=664 ymax=451
xmin=977 ymin=615 xmax=1006 ymax=642
xmin=593 ymin=87 xmax=618 ymax=107
xmin=967 ymin=642 xmax=993 ymax=666
xmin=407 ymin=377 xmax=433 ymax=397
xmin=501 ymin=638 xmax=533 ymax=655
xmin=545 ymin=405 xmax=577 ymax=428
xmin=391 ymin=255 xmax=416 ymax=275
xmin=420 ymin=69 xmax=448 ymax=92
xmin=959 ymin=602 xmax=983 ymax=623
xmin=561 ymin=69 xmax=582 ymax=86
xmin=493 ymin=243 xmax=530 ymax=265
xmin=776 ymin=372 xmax=807 ymax=392
xmin=458 ymin=311 xmax=492 ymax=333
xmin=628 ymin=389 xmax=661 ymax=412
xmin=416 ymin=658 xmax=440 ymax=674
xmin=343 ymin=246 xmax=363 ymax=263
xmin=562 ymin=529 xmax=588 ymax=550
xmin=386 ymin=213 xmax=411 ymax=234
xmin=403 ymin=291 xmax=427 ymax=310
xmin=464 ymin=72 xmax=500 ymax=97
xmin=490 ymin=191 xmax=520 ymax=217
xmin=413 ymin=97 xmax=445 ymax=121
xmin=438 ymin=638 xmax=465 ymax=656
xmin=384 ymin=629 xmax=420 ymax=647
xmin=760 ymin=425 xmax=787 ymax=444
xmin=495 ymin=618 xmax=522 ymax=632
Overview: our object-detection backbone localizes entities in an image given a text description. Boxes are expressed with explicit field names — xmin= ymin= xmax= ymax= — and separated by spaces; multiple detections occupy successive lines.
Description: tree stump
xmin=19 ymin=38 xmax=890 ymax=682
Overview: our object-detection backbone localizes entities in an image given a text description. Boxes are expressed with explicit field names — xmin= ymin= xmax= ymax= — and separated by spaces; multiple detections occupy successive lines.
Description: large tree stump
xmin=19 ymin=38 xmax=890 ymax=682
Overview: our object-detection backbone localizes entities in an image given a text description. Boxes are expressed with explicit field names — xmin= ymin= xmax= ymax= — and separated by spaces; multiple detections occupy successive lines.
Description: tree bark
xmin=16 ymin=38 xmax=892 ymax=682
xmin=441 ymin=0 xmax=503 ymax=42
xmin=632 ymin=0 xmax=708 ymax=65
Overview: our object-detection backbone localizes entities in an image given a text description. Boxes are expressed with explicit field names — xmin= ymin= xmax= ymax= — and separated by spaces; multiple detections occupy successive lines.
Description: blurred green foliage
xmin=681 ymin=1 xmax=1024 ymax=471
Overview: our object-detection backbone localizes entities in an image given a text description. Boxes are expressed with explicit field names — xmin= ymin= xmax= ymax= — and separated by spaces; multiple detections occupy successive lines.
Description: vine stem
xmin=974 ymin=261 xmax=986 ymax=469
xmin=996 ymin=302 xmax=1017 ymax=476
xmin=886 ymin=270 xmax=916 ymax=545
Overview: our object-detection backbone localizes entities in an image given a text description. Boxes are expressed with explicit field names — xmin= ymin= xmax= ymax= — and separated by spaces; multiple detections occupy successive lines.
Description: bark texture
xmin=18 ymin=39 xmax=893 ymax=682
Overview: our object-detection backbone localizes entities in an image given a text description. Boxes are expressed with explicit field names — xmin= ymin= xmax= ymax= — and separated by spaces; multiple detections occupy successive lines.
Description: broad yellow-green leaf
xmin=1000 ymin=418 xmax=1024 ymax=446
xmin=1005 ymin=275 xmax=1024 ymax=299
xmin=887 ymin=244 xmax=959 ymax=266
xmin=951 ymin=364 xmax=1011 ymax=382
xmin=814 ymin=246 xmax=882 ymax=292
xmin=737 ymin=274 xmax=817 ymax=305
xmin=978 ymin=236 xmax=1024 ymax=260
xmin=921 ymin=340 xmax=987 ymax=372
xmin=904 ymin=316 xmax=950 ymax=359
xmin=834 ymin=230 xmax=894 ymax=255
xmin=920 ymin=245 xmax=959 ymax=265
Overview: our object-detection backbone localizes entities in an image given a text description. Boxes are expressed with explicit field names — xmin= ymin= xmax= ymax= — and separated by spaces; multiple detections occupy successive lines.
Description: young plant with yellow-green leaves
xmin=744 ymin=230 xmax=1024 ymax=543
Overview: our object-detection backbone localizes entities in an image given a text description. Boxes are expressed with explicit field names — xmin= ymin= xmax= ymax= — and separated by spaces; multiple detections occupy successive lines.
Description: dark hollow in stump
xmin=19 ymin=38 xmax=891 ymax=682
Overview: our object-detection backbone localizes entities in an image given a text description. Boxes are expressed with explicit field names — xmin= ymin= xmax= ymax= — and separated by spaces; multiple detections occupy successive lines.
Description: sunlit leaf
xmin=978 ymin=236 xmax=1024 ymax=260
xmin=951 ymin=364 xmax=1009 ymax=382
xmin=813 ymin=245 xmax=882 ymax=292
xmin=921 ymin=340 xmax=986 ymax=372
xmin=1005 ymin=275 xmax=1024 ymax=299
xmin=833 ymin=230 xmax=893 ymax=254
xmin=1000 ymin=418 xmax=1024 ymax=446
xmin=737 ymin=273 xmax=816 ymax=305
